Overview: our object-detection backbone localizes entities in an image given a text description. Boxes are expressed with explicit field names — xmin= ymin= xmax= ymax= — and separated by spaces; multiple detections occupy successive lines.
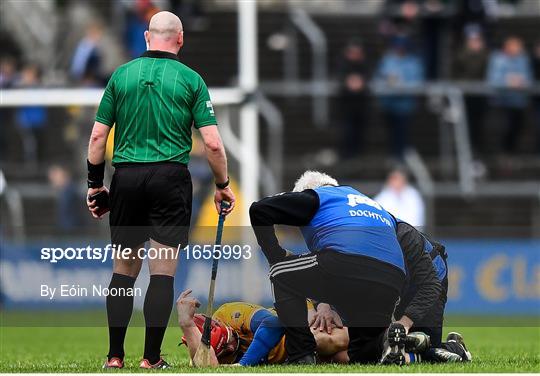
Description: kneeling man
xmin=249 ymin=171 xmax=431 ymax=364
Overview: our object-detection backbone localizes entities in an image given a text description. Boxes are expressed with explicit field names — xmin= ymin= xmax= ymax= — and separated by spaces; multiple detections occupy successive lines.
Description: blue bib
xmin=420 ymin=233 xmax=448 ymax=281
xmin=301 ymin=186 xmax=405 ymax=272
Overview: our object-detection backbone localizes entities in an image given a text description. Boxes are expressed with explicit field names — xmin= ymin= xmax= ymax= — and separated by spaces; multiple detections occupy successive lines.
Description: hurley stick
xmin=192 ymin=201 xmax=229 ymax=366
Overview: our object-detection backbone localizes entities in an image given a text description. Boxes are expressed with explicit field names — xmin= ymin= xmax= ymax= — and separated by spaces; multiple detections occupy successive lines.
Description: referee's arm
xmin=86 ymin=121 xmax=111 ymax=218
xmin=88 ymin=122 xmax=110 ymax=166
xmin=192 ymin=75 xmax=235 ymax=215
xmin=249 ymin=190 xmax=319 ymax=264
xmin=199 ymin=126 xmax=234 ymax=215
xmin=86 ymin=74 xmax=115 ymax=218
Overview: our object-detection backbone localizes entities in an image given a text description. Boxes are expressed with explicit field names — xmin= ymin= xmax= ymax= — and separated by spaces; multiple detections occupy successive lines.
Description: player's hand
xmin=214 ymin=187 xmax=235 ymax=215
xmin=310 ymin=303 xmax=343 ymax=334
xmin=86 ymin=186 xmax=108 ymax=219
xmin=176 ymin=289 xmax=201 ymax=328
xmin=396 ymin=315 xmax=413 ymax=334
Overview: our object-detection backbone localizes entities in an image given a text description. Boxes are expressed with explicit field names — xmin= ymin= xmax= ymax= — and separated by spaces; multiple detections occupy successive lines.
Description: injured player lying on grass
xmin=177 ymin=216 xmax=473 ymax=366
xmin=176 ymin=289 xmax=348 ymax=366
xmin=176 ymin=288 xmax=470 ymax=366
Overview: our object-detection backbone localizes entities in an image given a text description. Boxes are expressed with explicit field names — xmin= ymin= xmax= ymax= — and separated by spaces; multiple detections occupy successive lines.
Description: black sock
xmin=143 ymin=275 xmax=174 ymax=364
xmin=106 ymin=273 xmax=136 ymax=360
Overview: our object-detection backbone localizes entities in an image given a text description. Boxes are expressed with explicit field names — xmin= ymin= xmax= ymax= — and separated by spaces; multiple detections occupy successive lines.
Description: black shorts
xmin=109 ymin=162 xmax=192 ymax=248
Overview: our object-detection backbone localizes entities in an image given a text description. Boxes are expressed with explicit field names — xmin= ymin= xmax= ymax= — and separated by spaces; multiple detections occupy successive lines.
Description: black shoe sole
xmin=381 ymin=323 xmax=407 ymax=365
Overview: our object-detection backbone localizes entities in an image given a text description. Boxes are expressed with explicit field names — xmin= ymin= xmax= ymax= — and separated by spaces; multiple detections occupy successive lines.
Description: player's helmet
xmin=182 ymin=314 xmax=239 ymax=358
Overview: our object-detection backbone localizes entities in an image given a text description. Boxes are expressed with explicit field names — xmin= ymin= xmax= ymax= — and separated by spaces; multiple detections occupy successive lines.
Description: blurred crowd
xmin=1 ymin=0 xmax=539 ymax=233
xmin=1 ymin=0 xmax=539 ymax=165
xmin=336 ymin=0 xmax=540 ymax=161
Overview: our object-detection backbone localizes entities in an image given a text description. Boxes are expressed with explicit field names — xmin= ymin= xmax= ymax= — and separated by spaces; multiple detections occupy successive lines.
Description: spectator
xmin=383 ymin=0 xmax=447 ymax=79
xmin=15 ymin=64 xmax=47 ymax=166
xmin=374 ymin=35 xmax=424 ymax=159
xmin=379 ymin=0 xmax=419 ymax=42
xmin=124 ymin=0 xmax=160 ymax=59
xmin=487 ymin=36 xmax=533 ymax=153
xmin=452 ymin=26 xmax=489 ymax=155
xmin=48 ymin=165 xmax=83 ymax=231
xmin=454 ymin=0 xmax=499 ymax=42
xmin=374 ymin=167 xmax=425 ymax=227
xmin=336 ymin=40 xmax=369 ymax=159
xmin=0 ymin=57 xmax=17 ymax=88
xmin=70 ymin=22 xmax=105 ymax=85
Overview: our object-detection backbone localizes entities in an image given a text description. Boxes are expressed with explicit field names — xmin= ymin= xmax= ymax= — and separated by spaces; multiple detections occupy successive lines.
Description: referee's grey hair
xmin=292 ymin=171 xmax=338 ymax=192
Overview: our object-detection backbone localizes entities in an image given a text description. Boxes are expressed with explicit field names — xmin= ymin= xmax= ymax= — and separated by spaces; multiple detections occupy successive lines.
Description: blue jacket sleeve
xmin=238 ymin=310 xmax=285 ymax=366
xmin=487 ymin=52 xmax=504 ymax=87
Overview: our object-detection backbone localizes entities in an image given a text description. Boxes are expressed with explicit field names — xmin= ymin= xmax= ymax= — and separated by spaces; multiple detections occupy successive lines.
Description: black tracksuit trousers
xmin=270 ymin=250 xmax=404 ymax=363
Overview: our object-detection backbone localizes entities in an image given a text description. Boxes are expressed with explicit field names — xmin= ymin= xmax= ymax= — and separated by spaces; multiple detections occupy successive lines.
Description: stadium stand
xmin=0 ymin=0 xmax=539 ymax=239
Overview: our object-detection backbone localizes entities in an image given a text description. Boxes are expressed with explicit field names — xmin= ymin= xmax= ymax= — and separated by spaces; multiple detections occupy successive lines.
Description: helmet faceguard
xmin=181 ymin=314 xmax=240 ymax=359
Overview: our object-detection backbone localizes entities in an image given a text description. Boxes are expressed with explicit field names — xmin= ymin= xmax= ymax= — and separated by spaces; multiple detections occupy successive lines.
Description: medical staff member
xmin=250 ymin=171 xmax=417 ymax=364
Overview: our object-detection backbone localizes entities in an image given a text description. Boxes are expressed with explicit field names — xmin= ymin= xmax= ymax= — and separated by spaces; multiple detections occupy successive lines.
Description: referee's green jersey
xmin=95 ymin=50 xmax=217 ymax=165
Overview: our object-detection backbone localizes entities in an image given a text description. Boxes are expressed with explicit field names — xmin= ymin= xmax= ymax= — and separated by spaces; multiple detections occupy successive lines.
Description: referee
xmin=86 ymin=11 xmax=235 ymax=369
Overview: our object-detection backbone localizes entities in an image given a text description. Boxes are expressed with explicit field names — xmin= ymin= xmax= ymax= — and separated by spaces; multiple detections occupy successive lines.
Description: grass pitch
xmin=1 ymin=317 xmax=539 ymax=373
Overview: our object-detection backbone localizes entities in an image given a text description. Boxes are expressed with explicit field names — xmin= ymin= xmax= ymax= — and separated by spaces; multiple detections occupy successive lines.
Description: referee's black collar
xmin=141 ymin=50 xmax=180 ymax=62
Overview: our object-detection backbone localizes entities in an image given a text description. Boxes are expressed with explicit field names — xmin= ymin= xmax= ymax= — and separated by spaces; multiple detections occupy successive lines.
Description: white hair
xmin=292 ymin=170 xmax=338 ymax=192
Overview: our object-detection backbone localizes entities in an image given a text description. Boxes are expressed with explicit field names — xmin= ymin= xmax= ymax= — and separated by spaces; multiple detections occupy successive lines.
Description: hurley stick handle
xmin=202 ymin=201 xmax=230 ymax=338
